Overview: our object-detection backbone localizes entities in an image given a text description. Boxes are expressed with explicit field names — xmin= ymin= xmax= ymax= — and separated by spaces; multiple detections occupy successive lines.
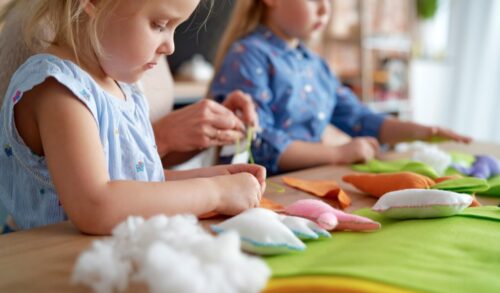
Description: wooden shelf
xmin=318 ymin=0 xmax=416 ymax=117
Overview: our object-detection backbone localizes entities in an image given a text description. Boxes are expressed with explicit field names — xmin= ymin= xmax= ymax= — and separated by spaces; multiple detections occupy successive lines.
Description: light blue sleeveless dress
xmin=0 ymin=54 xmax=165 ymax=230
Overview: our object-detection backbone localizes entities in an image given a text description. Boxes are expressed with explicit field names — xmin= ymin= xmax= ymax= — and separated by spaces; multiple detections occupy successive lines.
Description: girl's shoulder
xmin=226 ymin=27 xmax=282 ymax=55
xmin=15 ymin=53 xmax=89 ymax=81
xmin=9 ymin=54 xmax=94 ymax=94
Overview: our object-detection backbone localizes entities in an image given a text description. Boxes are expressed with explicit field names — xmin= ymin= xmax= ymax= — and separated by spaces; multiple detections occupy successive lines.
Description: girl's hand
xmin=213 ymin=173 xmax=263 ymax=215
xmin=425 ymin=126 xmax=472 ymax=144
xmin=210 ymin=164 xmax=267 ymax=194
xmin=336 ymin=137 xmax=380 ymax=164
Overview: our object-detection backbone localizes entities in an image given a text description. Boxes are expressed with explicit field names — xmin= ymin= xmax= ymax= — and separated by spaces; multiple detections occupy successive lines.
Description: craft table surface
xmin=0 ymin=142 xmax=498 ymax=292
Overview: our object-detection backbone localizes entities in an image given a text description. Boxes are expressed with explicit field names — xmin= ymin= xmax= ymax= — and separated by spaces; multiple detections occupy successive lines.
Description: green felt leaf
xmin=432 ymin=177 xmax=489 ymax=194
xmin=352 ymin=159 xmax=411 ymax=173
xmin=400 ymin=162 xmax=439 ymax=179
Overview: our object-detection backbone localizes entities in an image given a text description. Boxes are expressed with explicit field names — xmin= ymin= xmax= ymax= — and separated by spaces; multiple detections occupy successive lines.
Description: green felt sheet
xmin=479 ymin=175 xmax=500 ymax=197
xmin=265 ymin=207 xmax=500 ymax=293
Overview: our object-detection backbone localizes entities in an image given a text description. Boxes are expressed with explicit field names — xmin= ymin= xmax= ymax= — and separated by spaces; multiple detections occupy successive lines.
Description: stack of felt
xmin=264 ymin=207 xmax=500 ymax=293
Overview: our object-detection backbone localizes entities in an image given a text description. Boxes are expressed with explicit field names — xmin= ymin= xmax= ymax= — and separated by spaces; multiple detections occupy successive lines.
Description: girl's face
xmin=96 ymin=0 xmax=199 ymax=83
xmin=264 ymin=0 xmax=331 ymax=41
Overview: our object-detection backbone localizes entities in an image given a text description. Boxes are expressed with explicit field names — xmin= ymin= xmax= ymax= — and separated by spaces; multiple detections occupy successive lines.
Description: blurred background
xmin=169 ymin=0 xmax=500 ymax=144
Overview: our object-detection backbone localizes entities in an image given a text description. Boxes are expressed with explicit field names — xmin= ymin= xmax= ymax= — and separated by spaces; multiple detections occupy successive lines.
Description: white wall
xmin=410 ymin=59 xmax=451 ymax=127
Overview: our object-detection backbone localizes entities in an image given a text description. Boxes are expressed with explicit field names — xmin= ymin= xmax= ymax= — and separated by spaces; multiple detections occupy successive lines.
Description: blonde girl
xmin=0 ymin=0 xmax=266 ymax=234
xmin=211 ymin=0 xmax=471 ymax=175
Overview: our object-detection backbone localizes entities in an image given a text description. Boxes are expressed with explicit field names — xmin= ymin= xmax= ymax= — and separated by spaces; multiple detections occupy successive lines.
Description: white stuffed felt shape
xmin=211 ymin=208 xmax=305 ymax=255
xmin=372 ymin=189 xmax=473 ymax=219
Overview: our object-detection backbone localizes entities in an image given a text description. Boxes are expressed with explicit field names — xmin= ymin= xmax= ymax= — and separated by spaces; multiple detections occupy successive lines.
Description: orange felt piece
xmin=260 ymin=197 xmax=285 ymax=212
xmin=434 ymin=174 xmax=463 ymax=183
xmin=342 ymin=172 xmax=435 ymax=198
xmin=470 ymin=196 xmax=481 ymax=207
xmin=282 ymin=177 xmax=351 ymax=209
xmin=198 ymin=197 xmax=284 ymax=219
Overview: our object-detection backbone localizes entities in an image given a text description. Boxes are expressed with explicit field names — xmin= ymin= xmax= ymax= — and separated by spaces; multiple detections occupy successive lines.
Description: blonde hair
xmin=0 ymin=0 xmax=120 ymax=66
xmin=213 ymin=0 xmax=266 ymax=73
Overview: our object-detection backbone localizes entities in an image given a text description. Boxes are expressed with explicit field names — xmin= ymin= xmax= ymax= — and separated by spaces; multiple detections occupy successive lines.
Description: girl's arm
xmin=278 ymin=138 xmax=379 ymax=172
xmin=378 ymin=118 xmax=472 ymax=145
xmin=165 ymin=164 xmax=266 ymax=190
xmin=32 ymin=79 xmax=262 ymax=235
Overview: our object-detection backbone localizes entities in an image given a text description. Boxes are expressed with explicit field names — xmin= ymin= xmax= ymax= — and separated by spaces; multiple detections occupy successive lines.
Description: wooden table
xmin=1 ymin=142 xmax=499 ymax=292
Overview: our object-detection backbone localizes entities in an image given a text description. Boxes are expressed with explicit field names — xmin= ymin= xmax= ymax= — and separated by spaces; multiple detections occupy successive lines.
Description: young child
xmin=0 ymin=0 xmax=266 ymax=234
xmin=211 ymin=0 xmax=471 ymax=175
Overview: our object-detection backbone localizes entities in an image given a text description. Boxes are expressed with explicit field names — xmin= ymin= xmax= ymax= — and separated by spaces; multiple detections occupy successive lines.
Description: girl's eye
xmin=153 ymin=22 xmax=168 ymax=32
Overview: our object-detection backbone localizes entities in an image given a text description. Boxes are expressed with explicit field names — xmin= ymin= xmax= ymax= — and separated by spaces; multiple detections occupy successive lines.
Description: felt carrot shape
xmin=199 ymin=197 xmax=284 ymax=219
xmin=282 ymin=177 xmax=351 ymax=209
xmin=342 ymin=172 xmax=435 ymax=198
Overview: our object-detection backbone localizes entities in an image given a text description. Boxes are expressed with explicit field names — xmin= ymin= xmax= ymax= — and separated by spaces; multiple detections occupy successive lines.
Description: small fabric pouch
xmin=285 ymin=199 xmax=380 ymax=232
xmin=372 ymin=189 xmax=473 ymax=219
xmin=279 ymin=214 xmax=331 ymax=240
xmin=211 ymin=208 xmax=305 ymax=255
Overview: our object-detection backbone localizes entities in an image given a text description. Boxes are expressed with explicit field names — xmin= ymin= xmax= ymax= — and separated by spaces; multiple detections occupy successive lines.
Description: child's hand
xmin=337 ymin=137 xmax=380 ymax=164
xmin=214 ymin=172 xmax=263 ymax=215
xmin=212 ymin=164 xmax=267 ymax=193
xmin=424 ymin=126 xmax=472 ymax=144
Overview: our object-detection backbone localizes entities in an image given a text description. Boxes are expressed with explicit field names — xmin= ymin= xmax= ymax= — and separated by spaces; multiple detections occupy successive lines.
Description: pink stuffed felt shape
xmin=285 ymin=199 xmax=381 ymax=231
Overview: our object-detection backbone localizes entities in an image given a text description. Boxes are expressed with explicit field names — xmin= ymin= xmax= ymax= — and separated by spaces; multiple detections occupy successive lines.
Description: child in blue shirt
xmin=0 ymin=0 xmax=266 ymax=233
xmin=211 ymin=0 xmax=471 ymax=175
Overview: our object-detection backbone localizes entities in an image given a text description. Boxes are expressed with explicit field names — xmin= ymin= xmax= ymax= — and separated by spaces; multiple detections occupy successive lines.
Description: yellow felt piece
xmin=264 ymin=275 xmax=415 ymax=293
xmin=282 ymin=177 xmax=351 ymax=209
xmin=342 ymin=172 xmax=435 ymax=198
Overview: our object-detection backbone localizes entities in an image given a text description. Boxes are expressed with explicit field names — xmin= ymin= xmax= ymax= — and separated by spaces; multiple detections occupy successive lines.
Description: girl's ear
xmin=79 ymin=0 xmax=97 ymax=17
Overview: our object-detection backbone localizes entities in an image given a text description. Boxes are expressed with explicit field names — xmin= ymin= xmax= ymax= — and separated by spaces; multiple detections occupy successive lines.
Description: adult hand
xmin=153 ymin=99 xmax=246 ymax=157
xmin=222 ymin=90 xmax=259 ymax=128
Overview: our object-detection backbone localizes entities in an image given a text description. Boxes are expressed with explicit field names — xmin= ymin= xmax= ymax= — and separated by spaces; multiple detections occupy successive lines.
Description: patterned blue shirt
xmin=0 ymin=54 xmax=165 ymax=230
xmin=211 ymin=26 xmax=386 ymax=175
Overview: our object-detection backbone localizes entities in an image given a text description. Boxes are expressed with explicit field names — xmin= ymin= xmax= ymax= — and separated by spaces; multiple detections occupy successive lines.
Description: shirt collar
xmin=255 ymin=25 xmax=314 ymax=59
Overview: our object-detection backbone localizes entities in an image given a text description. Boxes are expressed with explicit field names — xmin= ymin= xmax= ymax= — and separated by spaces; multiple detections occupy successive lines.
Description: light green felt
xmin=400 ymin=161 xmax=439 ymax=179
xmin=352 ymin=159 xmax=411 ymax=173
xmin=352 ymin=160 xmax=439 ymax=179
xmin=432 ymin=177 xmax=489 ymax=194
xmin=265 ymin=207 xmax=500 ymax=293
xmin=444 ymin=166 xmax=464 ymax=176
xmin=449 ymin=151 xmax=476 ymax=167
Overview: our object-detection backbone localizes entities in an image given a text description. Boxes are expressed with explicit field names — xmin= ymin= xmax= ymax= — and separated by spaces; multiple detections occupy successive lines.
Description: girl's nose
xmin=158 ymin=35 xmax=175 ymax=56
xmin=318 ymin=0 xmax=330 ymax=16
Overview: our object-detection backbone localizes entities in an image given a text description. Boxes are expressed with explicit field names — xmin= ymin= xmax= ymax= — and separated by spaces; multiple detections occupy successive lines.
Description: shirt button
xmin=318 ymin=112 xmax=326 ymax=120
xmin=304 ymin=84 xmax=313 ymax=93
xmin=353 ymin=123 xmax=362 ymax=132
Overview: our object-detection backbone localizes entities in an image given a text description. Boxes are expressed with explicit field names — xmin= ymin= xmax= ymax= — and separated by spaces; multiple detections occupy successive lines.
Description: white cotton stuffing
xmin=412 ymin=145 xmax=451 ymax=176
xmin=71 ymin=241 xmax=132 ymax=293
xmin=395 ymin=141 xmax=452 ymax=176
xmin=72 ymin=214 xmax=271 ymax=293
